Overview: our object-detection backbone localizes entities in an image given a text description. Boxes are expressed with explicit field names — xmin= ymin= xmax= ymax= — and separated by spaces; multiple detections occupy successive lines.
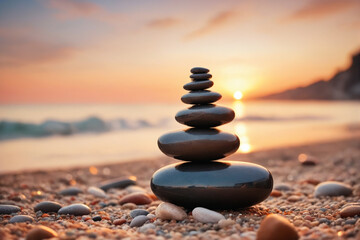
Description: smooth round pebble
xmin=34 ymin=201 xmax=62 ymax=213
xmin=155 ymin=202 xmax=187 ymax=221
xmin=119 ymin=192 xmax=152 ymax=205
xmin=340 ymin=205 xmax=360 ymax=218
xmin=130 ymin=209 xmax=150 ymax=218
xmin=26 ymin=226 xmax=58 ymax=240
xmin=9 ymin=215 xmax=34 ymax=223
xmin=92 ymin=215 xmax=102 ymax=221
xmin=314 ymin=181 xmax=352 ymax=197
xmin=175 ymin=104 xmax=235 ymax=128
xmin=0 ymin=205 xmax=21 ymax=214
xmin=274 ymin=183 xmax=292 ymax=191
xmin=158 ymin=128 xmax=239 ymax=161
xmin=99 ymin=177 xmax=136 ymax=191
xmin=130 ymin=215 xmax=149 ymax=227
xmin=192 ymin=207 xmax=225 ymax=223
xmin=59 ymin=187 xmax=83 ymax=196
xmin=183 ymin=80 xmax=213 ymax=91
xmin=58 ymin=204 xmax=91 ymax=216
xmin=87 ymin=186 xmax=107 ymax=198
xmin=190 ymin=73 xmax=212 ymax=80
xmin=190 ymin=67 xmax=209 ymax=74
xmin=256 ymin=214 xmax=299 ymax=240
xmin=126 ymin=185 xmax=147 ymax=193
xmin=181 ymin=90 xmax=221 ymax=104
xmin=151 ymin=161 xmax=273 ymax=209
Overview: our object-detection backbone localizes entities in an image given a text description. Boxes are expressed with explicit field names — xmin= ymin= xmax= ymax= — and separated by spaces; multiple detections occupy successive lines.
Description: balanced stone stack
xmin=151 ymin=67 xmax=273 ymax=209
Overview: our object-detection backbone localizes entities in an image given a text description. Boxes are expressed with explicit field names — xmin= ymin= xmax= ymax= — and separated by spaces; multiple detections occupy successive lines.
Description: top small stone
xmin=190 ymin=67 xmax=209 ymax=74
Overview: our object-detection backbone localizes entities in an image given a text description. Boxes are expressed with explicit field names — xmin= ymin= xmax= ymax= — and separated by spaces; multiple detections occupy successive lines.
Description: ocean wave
xmin=0 ymin=116 xmax=167 ymax=140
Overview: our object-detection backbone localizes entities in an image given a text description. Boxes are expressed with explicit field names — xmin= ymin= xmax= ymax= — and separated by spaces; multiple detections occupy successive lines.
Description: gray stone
xmin=190 ymin=73 xmax=212 ymax=80
xmin=192 ymin=207 xmax=225 ymax=223
xmin=99 ymin=177 xmax=136 ymax=191
xmin=314 ymin=181 xmax=352 ymax=197
xmin=130 ymin=215 xmax=149 ymax=227
xmin=58 ymin=204 xmax=91 ymax=216
xmin=130 ymin=209 xmax=150 ymax=218
xmin=9 ymin=215 xmax=34 ymax=223
xmin=175 ymin=104 xmax=235 ymax=128
xmin=158 ymin=128 xmax=239 ymax=161
xmin=34 ymin=201 xmax=62 ymax=213
xmin=0 ymin=205 xmax=21 ymax=214
xmin=190 ymin=67 xmax=209 ymax=74
xmin=59 ymin=187 xmax=83 ymax=196
xmin=183 ymin=80 xmax=213 ymax=91
xmin=181 ymin=90 xmax=221 ymax=104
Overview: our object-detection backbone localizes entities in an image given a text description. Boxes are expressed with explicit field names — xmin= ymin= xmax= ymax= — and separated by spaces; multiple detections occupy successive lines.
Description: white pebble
xmin=88 ymin=186 xmax=107 ymax=198
xmin=155 ymin=202 xmax=187 ymax=221
xmin=192 ymin=207 xmax=225 ymax=223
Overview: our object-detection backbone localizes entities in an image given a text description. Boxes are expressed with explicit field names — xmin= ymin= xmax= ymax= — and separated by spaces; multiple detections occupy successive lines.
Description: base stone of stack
xmin=151 ymin=161 xmax=273 ymax=209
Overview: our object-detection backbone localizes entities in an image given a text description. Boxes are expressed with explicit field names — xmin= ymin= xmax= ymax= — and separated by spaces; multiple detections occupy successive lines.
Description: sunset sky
xmin=0 ymin=0 xmax=359 ymax=103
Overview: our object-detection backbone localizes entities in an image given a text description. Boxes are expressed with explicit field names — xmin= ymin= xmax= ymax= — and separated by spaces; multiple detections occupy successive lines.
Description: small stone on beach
xmin=0 ymin=204 xmax=21 ymax=214
xmin=130 ymin=215 xmax=149 ymax=227
xmin=87 ymin=186 xmax=107 ymax=198
xmin=59 ymin=187 xmax=83 ymax=196
xmin=9 ymin=215 xmax=34 ymax=223
xmin=130 ymin=209 xmax=149 ymax=218
xmin=119 ymin=192 xmax=152 ymax=205
xmin=314 ymin=181 xmax=352 ymax=197
xmin=58 ymin=203 xmax=91 ymax=216
xmin=25 ymin=226 xmax=58 ymax=240
xmin=190 ymin=67 xmax=209 ymax=74
xmin=340 ymin=205 xmax=360 ymax=218
xmin=155 ymin=202 xmax=187 ymax=221
xmin=99 ymin=177 xmax=136 ymax=191
xmin=256 ymin=214 xmax=299 ymax=240
xmin=34 ymin=201 xmax=62 ymax=213
xmin=192 ymin=207 xmax=225 ymax=223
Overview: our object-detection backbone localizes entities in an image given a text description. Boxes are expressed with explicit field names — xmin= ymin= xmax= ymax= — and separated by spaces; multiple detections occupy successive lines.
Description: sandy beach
xmin=0 ymin=137 xmax=359 ymax=240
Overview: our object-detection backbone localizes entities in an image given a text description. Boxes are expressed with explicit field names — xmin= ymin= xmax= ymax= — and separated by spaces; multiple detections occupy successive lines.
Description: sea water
xmin=0 ymin=101 xmax=359 ymax=173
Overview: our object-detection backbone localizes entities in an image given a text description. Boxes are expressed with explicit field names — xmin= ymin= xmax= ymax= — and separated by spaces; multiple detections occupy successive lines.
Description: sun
xmin=233 ymin=91 xmax=243 ymax=100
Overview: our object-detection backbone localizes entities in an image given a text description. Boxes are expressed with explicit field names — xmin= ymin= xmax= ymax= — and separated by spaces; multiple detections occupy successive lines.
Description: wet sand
xmin=0 ymin=137 xmax=359 ymax=239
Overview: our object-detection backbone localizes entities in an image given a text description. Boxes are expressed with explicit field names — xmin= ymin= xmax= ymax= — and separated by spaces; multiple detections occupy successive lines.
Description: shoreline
xmin=0 ymin=137 xmax=359 ymax=239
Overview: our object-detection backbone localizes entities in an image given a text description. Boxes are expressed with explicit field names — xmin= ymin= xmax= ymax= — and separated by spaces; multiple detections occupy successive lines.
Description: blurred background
xmin=0 ymin=0 xmax=359 ymax=173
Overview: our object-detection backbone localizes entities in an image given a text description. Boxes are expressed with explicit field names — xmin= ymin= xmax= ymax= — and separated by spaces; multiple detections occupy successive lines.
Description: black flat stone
xmin=158 ymin=128 xmax=239 ymax=161
xmin=99 ymin=177 xmax=136 ymax=191
xmin=191 ymin=67 xmax=209 ymax=74
xmin=151 ymin=161 xmax=273 ymax=209
xmin=183 ymin=80 xmax=214 ymax=91
xmin=190 ymin=73 xmax=212 ymax=80
xmin=175 ymin=104 xmax=235 ymax=128
xmin=181 ymin=90 xmax=221 ymax=104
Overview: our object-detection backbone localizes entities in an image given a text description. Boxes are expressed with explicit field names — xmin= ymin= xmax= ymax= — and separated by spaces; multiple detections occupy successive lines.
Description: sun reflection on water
xmin=232 ymin=101 xmax=252 ymax=153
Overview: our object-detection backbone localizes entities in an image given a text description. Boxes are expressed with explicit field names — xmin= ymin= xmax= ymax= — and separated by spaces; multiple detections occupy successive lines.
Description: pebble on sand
xmin=34 ymin=201 xmax=62 ymax=213
xmin=314 ymin=181 xmax=352 ymax=197
xmin=25 ymin=226 xmax=58 ymax=240
xmin=192 ymin=207 xmax=225 ymax=223
xmin=130 ymin=209 xmax=149 ymax=218
xmin=99 ymin=177 xmax=136 ymax=191
xmin=119 ymin=192 xmax=152 ymax=205
xmin=298 ymin=153 xmax=317 ymax=166
xmin=0 ymin=205 xmax=21 ymax=214
xmin=59 ymin=187 xmax=83 ymax=196
xmin=58 ymin=204 xmax=91 ymax=216
xmin=113 ymin=219 xmax=126 ymax=225
xmin=130 ymin=215 xmax=149 ymax=227
xmin=87 ymin=186 xmax=107 ymax=198
xmin=155 ymin=202 xmax=187 ymax=221
xmin=340 ymin=205 xmax=360 ymax=218
xmin=9 ymin=215 xmax=34 ymax=223
xmin=256 ymin=214 xmax=299 ymax=240
xmin=218 ymin=219 xmax=236 ymax=228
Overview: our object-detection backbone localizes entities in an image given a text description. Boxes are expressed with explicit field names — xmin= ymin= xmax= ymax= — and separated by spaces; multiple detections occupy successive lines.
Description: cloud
xmin=147 ymin=18 xmax=179 ymax=28
xmin=285 ymin=0 xmax=358 ymax=21
xmin=46 ymin=0 xmax=102 ymax=19
xmin=184 ymin=10 xmax=238 ymax=40
xmin=0 ymin=28 xmax=77 ymax=67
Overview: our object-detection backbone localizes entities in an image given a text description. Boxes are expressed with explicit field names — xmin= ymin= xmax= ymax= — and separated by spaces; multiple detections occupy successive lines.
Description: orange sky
xmin=0 ymin=0 xmax=359 ymax=103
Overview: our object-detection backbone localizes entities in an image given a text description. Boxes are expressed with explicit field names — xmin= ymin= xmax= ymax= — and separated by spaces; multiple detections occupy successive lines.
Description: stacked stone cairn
xmin=151 ymin=67 xmax=273 ymax=209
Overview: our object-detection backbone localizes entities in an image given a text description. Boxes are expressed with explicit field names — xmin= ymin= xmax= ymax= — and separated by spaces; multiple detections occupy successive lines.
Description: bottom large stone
xmin=151 ymin=161 xmax=273 ymax=209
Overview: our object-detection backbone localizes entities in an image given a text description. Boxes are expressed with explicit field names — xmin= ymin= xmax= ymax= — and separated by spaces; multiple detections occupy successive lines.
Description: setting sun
xmin=234 ymin=91 xmax=243 ymax=100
